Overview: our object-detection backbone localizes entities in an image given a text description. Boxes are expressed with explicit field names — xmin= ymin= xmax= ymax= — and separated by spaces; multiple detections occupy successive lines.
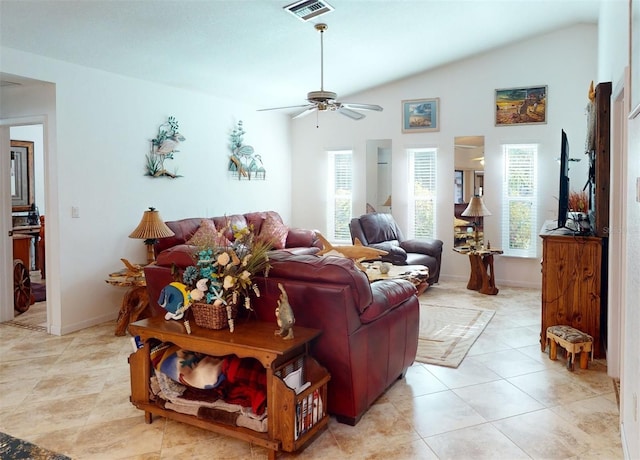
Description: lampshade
xmin=461 ymin=196 xmax=492 ymax=217
xmin=383 ymin=195 xmax=392 ymax=207
xmin=129 ymin=207 xmax=175 ymax=240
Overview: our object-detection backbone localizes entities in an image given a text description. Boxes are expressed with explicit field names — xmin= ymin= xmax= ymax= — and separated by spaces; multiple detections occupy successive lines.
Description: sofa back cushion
xmin=212 ymin=214 xmax=249 ymax=241
xmin=267 ymin=251 xmax=372 ymax=314
xmin=359 ymin=213 xmax=402 ymax=245
xmin=156 ymin=218 xmax=204 ymax=254
xmin=156 ymin=211 xmax=320 ymax=256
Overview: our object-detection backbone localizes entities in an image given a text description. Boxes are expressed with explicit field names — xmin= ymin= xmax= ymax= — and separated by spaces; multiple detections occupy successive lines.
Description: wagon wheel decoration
xmin=13 ymin=259 xmax=32 ymax=313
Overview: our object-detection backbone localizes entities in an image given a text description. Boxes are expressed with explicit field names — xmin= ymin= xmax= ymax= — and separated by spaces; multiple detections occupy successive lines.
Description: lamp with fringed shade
xmin=129 ymin=207 xmax=175 ymax=264
xmin=461 ymin=196 xmax=491 ymax=248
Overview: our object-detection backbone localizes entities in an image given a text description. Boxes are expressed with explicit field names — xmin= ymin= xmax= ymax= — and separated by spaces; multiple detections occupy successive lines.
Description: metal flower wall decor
xmin=146 ymin=116 xmax=186 ymax=178
xmin=228 ymin=121 xmax=265 ymax=180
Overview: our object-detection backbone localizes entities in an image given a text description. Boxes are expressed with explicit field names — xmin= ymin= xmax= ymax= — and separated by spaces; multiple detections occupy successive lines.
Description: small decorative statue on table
xmin=275 ymin=283 xmax=295 ymax=340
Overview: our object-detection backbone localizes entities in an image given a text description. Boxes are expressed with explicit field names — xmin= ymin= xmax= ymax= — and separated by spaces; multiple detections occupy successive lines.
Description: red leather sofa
xmin=250 ymin=251 xmax=419 ymax=426
xmin=143 ymin=211 xmax=420 ymax=426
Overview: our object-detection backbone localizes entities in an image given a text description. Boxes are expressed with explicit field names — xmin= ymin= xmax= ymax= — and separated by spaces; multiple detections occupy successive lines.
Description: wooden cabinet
xmin=593 ymin=81 xmax=611 ymax=238
xmin=540 ymin=234 xmax=605 ymax=358
xmin=12 ymin=234 xmax=31 ymax=267
xmin=128 ymin=317 xmax=330 ymax=459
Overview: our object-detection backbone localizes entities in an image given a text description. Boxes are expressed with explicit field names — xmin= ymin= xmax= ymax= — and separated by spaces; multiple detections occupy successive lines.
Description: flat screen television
xmin=557 ymin=129 xmax=570 ymax=229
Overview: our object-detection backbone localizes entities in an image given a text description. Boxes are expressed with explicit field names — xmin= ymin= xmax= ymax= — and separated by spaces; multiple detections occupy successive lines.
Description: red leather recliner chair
xmin=349 ymin=212 xmax=443 ymax=284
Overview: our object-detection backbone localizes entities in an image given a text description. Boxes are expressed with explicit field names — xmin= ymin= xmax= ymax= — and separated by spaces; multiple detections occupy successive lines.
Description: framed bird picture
xmin=402 ymin=98 xmax=440 ymax=133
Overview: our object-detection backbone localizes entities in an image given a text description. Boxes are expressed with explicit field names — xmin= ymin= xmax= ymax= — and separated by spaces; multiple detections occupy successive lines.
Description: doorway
xmin=4 ymin=122 xmax=48 ymax=330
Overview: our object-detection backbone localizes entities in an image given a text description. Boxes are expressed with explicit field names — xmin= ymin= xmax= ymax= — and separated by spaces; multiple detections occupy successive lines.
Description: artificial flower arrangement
xmin=182 ymin=224 xmax=271 ymax=332
xmin=568 ymin=190 xmax=589 ymax=213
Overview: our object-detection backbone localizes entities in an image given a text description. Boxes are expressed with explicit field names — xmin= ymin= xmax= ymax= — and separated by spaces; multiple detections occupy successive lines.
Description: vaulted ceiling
xmin=1 ymin=1 xmax=602 ymax=111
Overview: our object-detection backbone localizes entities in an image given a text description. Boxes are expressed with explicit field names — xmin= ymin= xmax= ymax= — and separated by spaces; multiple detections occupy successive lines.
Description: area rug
xmin=415 ymin=304 xmax=495 ymax=368
xmin=0 ymin=432 xmax=70 ymax=459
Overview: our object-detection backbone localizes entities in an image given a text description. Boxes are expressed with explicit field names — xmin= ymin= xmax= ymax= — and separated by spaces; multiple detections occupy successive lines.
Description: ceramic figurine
xmin=158 ymin=282 xmax=190 ymax=320
xmin=275 ymin=283 xmax=295 ymax=340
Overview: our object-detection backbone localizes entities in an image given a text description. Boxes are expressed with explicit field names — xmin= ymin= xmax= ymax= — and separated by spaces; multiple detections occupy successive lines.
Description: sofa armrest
xmin=361 ymin=279 xmax=417 ymax=323
xmin=285 ymin=227 xmax=322 ymax=249
xmin=155 ymin=244 xmax=197 ymax=269
xmin=367 ymin=242 xmax=407 ymax=265
xmin=349 ymin=218 xmax=368 ymax=245
xmin=144 ymin=264 xmax=178 ymax=316
xmin=400 ymin=239 xmax=443 ymax=258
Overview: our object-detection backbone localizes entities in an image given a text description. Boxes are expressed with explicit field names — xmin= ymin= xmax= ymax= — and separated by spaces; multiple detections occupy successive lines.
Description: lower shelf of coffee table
xmin=128 ymin=317 xmax=330 ymax=459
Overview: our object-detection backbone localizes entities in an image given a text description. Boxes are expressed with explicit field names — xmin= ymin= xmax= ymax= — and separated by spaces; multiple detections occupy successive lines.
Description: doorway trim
xmin=1 ymin=116 xmax=48 ymax=328
xmin=607 ymin=75 xmax=628 ymax=378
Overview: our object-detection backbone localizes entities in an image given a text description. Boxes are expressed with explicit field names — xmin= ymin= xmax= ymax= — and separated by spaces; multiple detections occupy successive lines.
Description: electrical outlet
xmin=72 ymin=206 xmax=80 ymax=218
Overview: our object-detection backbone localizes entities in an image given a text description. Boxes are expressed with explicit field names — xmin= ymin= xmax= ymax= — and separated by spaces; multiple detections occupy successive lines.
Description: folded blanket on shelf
xmin=197 ymin=407 xmax=241 ymax=426
xmin=151 ymin=342 xmax=226 ymax=389
xmin=149 ymin=342 xmax=267 ymax=415
xmin=151 ymin=370 xmax=268 ymax=432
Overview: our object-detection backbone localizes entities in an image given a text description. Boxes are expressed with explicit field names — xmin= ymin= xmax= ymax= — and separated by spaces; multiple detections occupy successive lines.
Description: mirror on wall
xmin=11 ymin=140 xmax=35 ymax=212
xmin=365 ymin=139 xmax=392 ymax=214
xmin=454 ymin=136 xmax=484 ymax=247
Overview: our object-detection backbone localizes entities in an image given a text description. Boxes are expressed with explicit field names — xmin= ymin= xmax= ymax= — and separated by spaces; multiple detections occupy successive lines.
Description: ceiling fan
xmin=258 ymin=23 xmax=383 ymax=120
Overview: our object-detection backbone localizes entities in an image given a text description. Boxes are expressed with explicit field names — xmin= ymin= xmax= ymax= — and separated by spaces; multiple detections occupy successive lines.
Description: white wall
xmin=290 ymin=24 xmax=597 ymax=287
xmin=0 ymin=47 xmax=292 ymax=334
xmin=622 ymin=103 xmax=640 ymax=460
xmin=598 ymin=1 xmax=640 ymax=457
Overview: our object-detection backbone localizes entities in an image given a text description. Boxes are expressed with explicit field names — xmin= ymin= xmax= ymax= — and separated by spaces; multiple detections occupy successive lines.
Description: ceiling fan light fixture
xmin=307 ymin=90 xmax=337 ymax=103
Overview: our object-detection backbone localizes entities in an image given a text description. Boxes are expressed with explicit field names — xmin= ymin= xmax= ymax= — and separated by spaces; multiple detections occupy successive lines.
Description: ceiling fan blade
xmin=337 ymin=107 xmax=366 ymax=120
xmin=340 ymin=102 xmax=383 ymax=112
xmin=257 ymin=104 xmax=312 ymax=112
xmin=292 ymin=106 xmax=318 ymax=119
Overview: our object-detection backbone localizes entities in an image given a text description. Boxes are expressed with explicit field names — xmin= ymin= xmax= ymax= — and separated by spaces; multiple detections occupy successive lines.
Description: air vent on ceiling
xmin=284 ymin=0 xmax=334 ymax=22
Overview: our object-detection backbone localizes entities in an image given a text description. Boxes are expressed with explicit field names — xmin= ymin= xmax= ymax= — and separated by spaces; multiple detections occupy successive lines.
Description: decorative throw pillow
xmin=259 ymin=214 xmax=288 ymax=249
xmin=187 ymin=219 xmax=229 ymax=247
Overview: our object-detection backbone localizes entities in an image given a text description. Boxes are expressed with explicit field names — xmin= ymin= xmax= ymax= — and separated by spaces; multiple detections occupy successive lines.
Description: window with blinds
xmin=408 ymin=148 xmax=437 ymax=238
xmin=501 ymin=144 xmax=538 ymax=257
xmin=327 ymin=150 xmax=353 ymax=243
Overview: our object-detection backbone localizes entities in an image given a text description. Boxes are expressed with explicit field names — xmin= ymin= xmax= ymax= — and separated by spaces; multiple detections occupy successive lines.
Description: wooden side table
xmin=106 ymin=265 xmax=151 ymax=336
xmin=454 ymin=248 xmax=503 ymax=295
xmin=128 ymin=318 xmax=330 ymax=459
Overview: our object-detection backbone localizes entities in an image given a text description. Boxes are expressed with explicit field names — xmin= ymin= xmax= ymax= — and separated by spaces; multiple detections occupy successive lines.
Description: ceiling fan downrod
xmin=307 ymin=23 xmax=336 ymax=105
xmin=316 ymin=23 xmax=327 ymax=92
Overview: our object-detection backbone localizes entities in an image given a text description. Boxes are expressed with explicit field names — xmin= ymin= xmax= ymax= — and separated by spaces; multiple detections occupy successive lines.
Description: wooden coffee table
xmin=363 ymin=263 xmax=430 ymax=295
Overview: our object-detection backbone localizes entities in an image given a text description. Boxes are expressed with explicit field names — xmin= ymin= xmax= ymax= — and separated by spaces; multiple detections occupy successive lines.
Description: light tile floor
xmin=0 ymin=281 xmax=622 ymax=459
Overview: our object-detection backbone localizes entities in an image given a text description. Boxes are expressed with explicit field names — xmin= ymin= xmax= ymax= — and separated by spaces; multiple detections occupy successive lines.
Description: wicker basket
xmin=191 ymin=302 xmax=236 ymax=330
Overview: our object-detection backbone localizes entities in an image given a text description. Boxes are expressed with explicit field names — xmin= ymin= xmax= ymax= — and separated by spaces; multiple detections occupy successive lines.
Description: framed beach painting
xmin=495 ymin=85 xmax=547 ymax=126
xmin=402 ymin=98 xmax=440 ymax=133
